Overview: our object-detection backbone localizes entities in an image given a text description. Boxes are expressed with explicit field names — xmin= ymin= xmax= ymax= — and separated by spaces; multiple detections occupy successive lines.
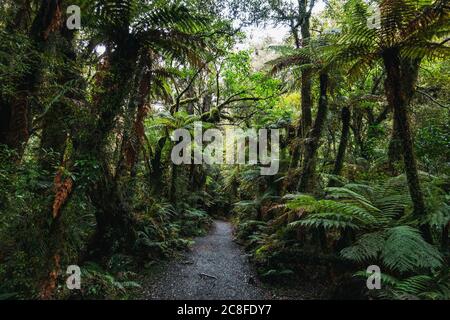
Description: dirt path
xmin=143 ymin=220 xmax=271 ymax=300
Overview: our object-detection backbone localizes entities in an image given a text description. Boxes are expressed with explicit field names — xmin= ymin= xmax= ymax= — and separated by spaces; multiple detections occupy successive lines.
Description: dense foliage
xmin=0 ymin=0 xmax=448 ymax=300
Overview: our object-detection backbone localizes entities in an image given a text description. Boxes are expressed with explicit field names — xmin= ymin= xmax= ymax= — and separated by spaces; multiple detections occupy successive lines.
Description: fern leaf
xmin=382 ymin=226 xmax=443 ymax=272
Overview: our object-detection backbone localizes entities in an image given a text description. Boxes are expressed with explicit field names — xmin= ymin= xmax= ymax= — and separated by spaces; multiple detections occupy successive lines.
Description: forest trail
xmin=143 ymin=220 xmax=271 ymax=300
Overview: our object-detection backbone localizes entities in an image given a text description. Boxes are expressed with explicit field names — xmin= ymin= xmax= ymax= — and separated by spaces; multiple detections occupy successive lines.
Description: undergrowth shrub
xmin=235 ymin=174 xmax=450 ymax=299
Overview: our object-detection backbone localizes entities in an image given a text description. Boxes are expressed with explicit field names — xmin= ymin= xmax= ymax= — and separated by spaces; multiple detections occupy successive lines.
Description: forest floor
xmin=141 ymin=220 xmax=271 ymax=300
xmin=140 ymin=220 xmax=325 ymax=300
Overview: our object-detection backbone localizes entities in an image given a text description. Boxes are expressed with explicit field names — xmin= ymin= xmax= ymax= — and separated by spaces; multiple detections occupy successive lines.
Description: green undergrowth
xmin=233 ymin=174 xmax=450 ymax=300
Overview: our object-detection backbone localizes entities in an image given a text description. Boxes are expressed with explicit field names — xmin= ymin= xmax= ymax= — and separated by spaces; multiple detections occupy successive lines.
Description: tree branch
xmin=416 ymin=89 xmax=449 ymax=109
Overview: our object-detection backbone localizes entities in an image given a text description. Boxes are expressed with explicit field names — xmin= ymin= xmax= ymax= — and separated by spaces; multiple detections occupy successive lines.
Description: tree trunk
xmin=39 ymin=27 xmax=81 ymax=171
xmin=300 ymin=69 xmax=313 ymax=138
xmin=442 ymin=222 xmax=449 ymax=252
xmin=87 ymin=174 xmax=137 ymax=258
xmin=298 ymin=73 xmax=329 ymax=193
xmin=288 ymin=129 xmax=302 ymax=169
xmin=329 ymin=106 xmax=350 ymax=187
xmin=0 ymin=0 xmax=62 ymax=158
xmin=333 ymin=106 xmax=351 ymax=177
xmin=116 ymin=65 xmax=152 ymax=183
xmin=67 ymin=34 xmax=140 ymax=258
xmin=39 ymin=2 xmax=82 ymax=299
xmin=382 ymin=48 xmax=432 ymax=242
xmin=151 ymin=136 xmax=167 ymax=194
xmin=299 ymin=12 xmax=313 ymax=138
xmin=170 ymin=162 xmax=178 ymax=203
xmin=387 ymin=116 xmax=403 ymax=173
xmin=286 ymin=15 xmax=313 ymax=190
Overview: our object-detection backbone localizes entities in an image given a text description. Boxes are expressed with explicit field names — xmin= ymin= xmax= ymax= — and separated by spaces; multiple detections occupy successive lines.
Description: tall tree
xmin=0 ymin=0 xmax=63 ymax=158
xmin=297 ymin=73 xmax=329 ymax=192
xmin=330 ymin=0 xmax=450 ymax=240
xmin=267 ymin=0 xmax=317 ymax=170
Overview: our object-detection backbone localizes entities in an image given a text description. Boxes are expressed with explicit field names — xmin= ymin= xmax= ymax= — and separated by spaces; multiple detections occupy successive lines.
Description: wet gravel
xmin=143 ymin=220 xmax=271 ymax=300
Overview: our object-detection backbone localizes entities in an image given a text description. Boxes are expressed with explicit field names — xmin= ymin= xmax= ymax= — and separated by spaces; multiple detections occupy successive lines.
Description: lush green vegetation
xmin=0 ymin=0 xmax=448 ymax=300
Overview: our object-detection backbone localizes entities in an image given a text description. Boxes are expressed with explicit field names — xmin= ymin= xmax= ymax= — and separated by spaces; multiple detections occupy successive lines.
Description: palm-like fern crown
xmin=95 ymin=0 xmax=137 ymax=30
xmin=133 ymin=2 xmax=214 ymax=65
xmin=267 ymin=46 xmax=316 ymax=74
xmin=82 ymin=1 xmax=215 ymax=67
xmin=267 ymin=34 xmax=333 ymax=76
xmin=328 ymin=0 xmax=450 ymax=78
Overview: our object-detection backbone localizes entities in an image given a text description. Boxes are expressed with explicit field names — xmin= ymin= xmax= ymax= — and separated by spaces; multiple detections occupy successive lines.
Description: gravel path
xmin=144 ymin=220 xmax=271 ymax=300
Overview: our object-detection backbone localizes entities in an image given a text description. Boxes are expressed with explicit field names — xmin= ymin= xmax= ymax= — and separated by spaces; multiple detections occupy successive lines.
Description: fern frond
xmin=326 ymin=187 xmax=381 ymax=214
xmin=286 ymin=193 xmax=378 ymax=233
xmin=135 ymin=4 xmax=208 ymax=34
xmin=268 ymin=51 xmax=312 ymax=75
xmin=341 ymin=231 xmax=386 ymax=262
xmin=382 ymin=226 xmax=443 ymax=272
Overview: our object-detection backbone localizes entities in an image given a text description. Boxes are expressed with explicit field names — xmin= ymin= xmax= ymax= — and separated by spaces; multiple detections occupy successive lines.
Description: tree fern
xmin=95 ymin=0 xmax=137 ymax=30
xmin=327 ymin=0 xmax=450 ymax=79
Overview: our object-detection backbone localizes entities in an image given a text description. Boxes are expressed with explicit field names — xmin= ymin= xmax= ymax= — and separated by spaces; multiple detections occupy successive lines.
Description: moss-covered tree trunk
xmin=39 ymin=26 xmax=83 ymax=171
xmin=388 ymin=116 xmax=403 ymax=173
xmin=150 ymin=136 xmax=167 ymax=194
xmin=333 ymin=106 xmax=351 ymax=177
xmin=116 ymin=64 xmax=152 ymax=183
xmin=382 ymin=48 xmax=432 ymax=242
xmin=287 ymin=11 xmax=313 ymax=191
xmin=0 ymin=0 xmax=62 ymax=158
xmin=298 ymin=73 xmax=329 ymax=193
xmin=299 ymin=23 xmax=313 ymax=138
xmin=71 ymin=37 xmax=140 ymax=258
